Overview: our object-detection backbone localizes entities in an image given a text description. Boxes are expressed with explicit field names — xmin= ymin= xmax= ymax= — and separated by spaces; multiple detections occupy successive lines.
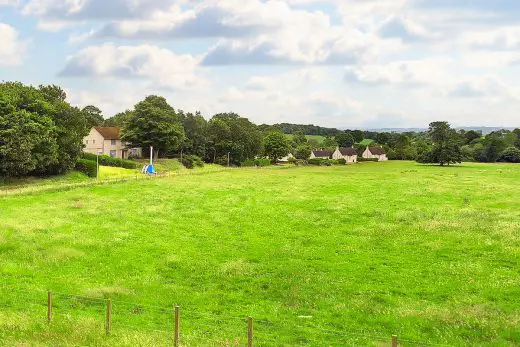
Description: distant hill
xmin=363 ymin=127 xmax=517 ymax=135
xmin=259 ymin=123 xmax=342 ymax=136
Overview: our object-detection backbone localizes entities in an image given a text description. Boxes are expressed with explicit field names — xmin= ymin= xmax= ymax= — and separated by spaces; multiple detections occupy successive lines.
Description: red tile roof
xmin=95 ymin=127 xmax=120 ymax=140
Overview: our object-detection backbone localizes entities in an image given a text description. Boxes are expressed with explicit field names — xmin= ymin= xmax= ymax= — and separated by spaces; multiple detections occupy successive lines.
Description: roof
xmin=338 ymin=147 xmax=357 ymax=156
xmin=312 ymin=150 xmax=331 ymax=158
xmin=95 ymin=127 xmax=120 ymax=140
xmin=368 ymin=147 xmax=386 ymax=155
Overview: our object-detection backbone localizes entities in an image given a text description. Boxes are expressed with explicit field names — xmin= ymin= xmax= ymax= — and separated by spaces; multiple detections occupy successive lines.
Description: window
xmin=85 ymin=140 xmax=89 ymax=144
xmin=93 ymin=139 xmax=95 ymax=144
xmin=109 ymin=150 xmax=117 ymax=158
xmin=111 ymin=139 xmax=117 ymax=146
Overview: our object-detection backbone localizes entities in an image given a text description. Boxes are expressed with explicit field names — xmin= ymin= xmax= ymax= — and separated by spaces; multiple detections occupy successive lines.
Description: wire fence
xmin=0 ymin=287 xmax=454 ymax=346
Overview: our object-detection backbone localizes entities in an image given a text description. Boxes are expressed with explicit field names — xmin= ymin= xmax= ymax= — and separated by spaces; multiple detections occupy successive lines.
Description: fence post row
xmin=105 ymin=299 xmax=112 ymax=336
xmin=248 ymin=316 xmax=254 ymax=347
xmin=174 ymin=305 xmax=180 ymax=347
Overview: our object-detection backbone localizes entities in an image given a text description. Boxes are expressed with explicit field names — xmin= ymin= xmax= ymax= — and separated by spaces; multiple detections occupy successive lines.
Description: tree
xmin=295 ymin=145 xmax=312 ymax=160
xmin=179 ymin=110 xmax=208 ymax=158
xmin=207 ymin=113 xmax=262 ymax=165
xmin=335 ymin=132 xmax=355 ymax=148
xmin=104 ymin=110 xmax=133 ymax=127
xmin=293 ymin=131 xmax=308 ymax=146
xmin=394 ymin=134 xmax=412 ymax=160
xmin=82 ymin=105 xmax=104 ymax=127
xmin=375 ymin=132 xmax=390 ymax=145
xmin=464 ymin=130 xmax=482 ymax=145
xmin=264 ymin=132 xmax=290 ymax=163
xmin=480 ymin=132 xmax=508 ymax=162
xmin=500 ymin=147 xmax=520 ymax=163
xmin=417 ymin=121 xmax=462 ymax=166
xmin=352 ymin=130 xmax=364 ymax=143
xmin=322 ymin=136 xmax=338 ymax=149
xmin=121 ymin=95 xmax=185 ymax=159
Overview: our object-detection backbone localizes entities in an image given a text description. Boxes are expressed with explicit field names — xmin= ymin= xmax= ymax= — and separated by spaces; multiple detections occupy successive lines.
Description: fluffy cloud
xmin=0 ymin=23 xmax=26 ymax=66
xmin=59 ymin=44 xmax=207 ymax=90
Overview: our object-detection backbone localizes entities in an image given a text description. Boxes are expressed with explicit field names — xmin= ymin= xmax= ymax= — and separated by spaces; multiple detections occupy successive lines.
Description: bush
xmin=81 ymin=152 xmax=138 ymax=169
xmin=215 ymin=156 xmax=229 ymax=166
xmin=308 ymin=158 xmax=333 ymax=166
xmin=255 ymin=158 xmax=271 ymax=167
xmin=75 ymin=159 xmax=97 ymax=178
xmin=181 ymin=155 xmax=204 ymax=169
xmin=333 ymin=159 xmax=346 ymax=165
xmin=241 ymin=159 xmax=256 ymax=167
xmin=500 ymin=147 xmax=520 ymax=163
xmin=294 ymin=159 xmax=307 ymax=166
xmin=358 ymin=158 xmax=379 ymax=162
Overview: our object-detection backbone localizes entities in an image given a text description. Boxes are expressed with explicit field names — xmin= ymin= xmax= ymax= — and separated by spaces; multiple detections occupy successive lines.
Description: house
xmin=310 ymin=150 xmax=331 ymax=159
xmin=83 ymin=127 xmax=141 ymax=159
xmin=363 ymin=146 xmax=388 ymax=161
xmin=279 ymin=153 xmax=296 ymax=162
xmin=332 ymin=146 xmax=358 ymax=163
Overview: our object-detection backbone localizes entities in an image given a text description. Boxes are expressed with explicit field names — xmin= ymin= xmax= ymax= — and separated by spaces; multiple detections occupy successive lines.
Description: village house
xmin=310 ymin=150 xmax=331 ymax=159
xmin=363 ymin=146 xmax=388 ymax=161
xmin=279 ymin=153 xmax=296 ymax=162
xmin=332 ymin=146 xmax=358 ymax=163
xmin=83 ymin=127 xmax=141 ymax=159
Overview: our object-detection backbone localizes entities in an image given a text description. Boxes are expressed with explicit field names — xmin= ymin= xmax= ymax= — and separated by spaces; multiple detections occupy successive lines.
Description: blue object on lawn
xmin=146 ymin=164 xmax=156 ymax=175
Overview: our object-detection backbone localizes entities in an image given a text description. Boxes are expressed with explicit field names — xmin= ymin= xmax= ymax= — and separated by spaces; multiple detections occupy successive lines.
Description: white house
xmin=83 ymin=127 xmax=142 ymax=159
xmin=332 ymin=146 xmax=358 ymax=163
xmin=310 ymin=150 xmax=331 ymax=159
xmin=279 ymin=153 xmax=296 ymax=162
xmin=362 ymin=146 xmax=388 ymax=161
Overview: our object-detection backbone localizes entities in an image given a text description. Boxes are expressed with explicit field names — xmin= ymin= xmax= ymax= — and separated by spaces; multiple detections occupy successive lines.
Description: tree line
xmin=2 ymin=82 xmax=520 ymax=178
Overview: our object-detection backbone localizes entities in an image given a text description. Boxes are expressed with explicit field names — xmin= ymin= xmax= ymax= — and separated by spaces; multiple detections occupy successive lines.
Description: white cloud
xmin=59 ymin=44 xmax=208 ymax=90
xmin=0 ymin=23 xmax=27 ymax=66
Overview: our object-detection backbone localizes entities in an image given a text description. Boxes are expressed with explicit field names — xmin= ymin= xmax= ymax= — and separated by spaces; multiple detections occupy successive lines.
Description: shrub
xmin=181 ymin=155 xmax=204 ymax=169
xmin=308 ymin=158 xmax=333 ymax=166
xmin=358 ymin=158 xmax=379 ymax=162
xmin=215 ymin=156 xmax=229 ymax=166
xmin=333 ymin=159 xmax=346 ymax=165
xmin=241 ymin=159 xmax=256 ymax=167
xmin=75 ymin=159 xmax=97 ymax=178
xmin=81 ymin=152 xmax=138 ymax=169
xmin=500 ymin=147 xmax=520 ymax=163
xmin=255 ymin=158 xmax=271 ymax=167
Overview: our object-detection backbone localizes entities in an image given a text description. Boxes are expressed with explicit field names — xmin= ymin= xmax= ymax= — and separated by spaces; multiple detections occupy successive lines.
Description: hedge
xmin=81 ymin=152 xmax=139 ymax=169
xmin=181 ymin=155 xmax=204 ymax=169
xmin=308 ymin=158 xmax=332 ymax=166
xmin=75 ymin=159 xmax=97 ymax=178
xmin=357 ymin=158 xmax=379 ymax=162
xmin=241 ymin=158 xmax=271 ymax=167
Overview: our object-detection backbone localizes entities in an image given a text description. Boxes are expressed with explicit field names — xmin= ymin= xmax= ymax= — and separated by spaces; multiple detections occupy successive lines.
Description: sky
xmin=1 ymin=0 xmax=520 ymax=129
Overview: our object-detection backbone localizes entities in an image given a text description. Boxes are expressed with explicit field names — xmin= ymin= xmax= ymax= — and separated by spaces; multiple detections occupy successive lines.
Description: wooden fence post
xmin=47 ymin=291 xmax=52 ymax=323
xmin=247 ymin=316 xmax=254 ymax=347
xmin=105 ymin=299 xmax=112 ymax=336
xmin=392 ymin=335 xmax=398 ymax=347
xmin=174 ymin=305 xmax=180 ymax=347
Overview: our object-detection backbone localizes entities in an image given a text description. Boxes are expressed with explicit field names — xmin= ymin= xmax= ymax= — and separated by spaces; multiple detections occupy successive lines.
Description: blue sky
xmin=2 ymin=0 xmax=520 ymax=128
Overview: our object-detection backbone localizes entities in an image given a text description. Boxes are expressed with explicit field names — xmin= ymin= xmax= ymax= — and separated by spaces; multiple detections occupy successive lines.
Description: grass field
xmin=1 ymin=162 xmax=519 ymax=346
xmin=284 ymin=134 xmax=326 ymax=144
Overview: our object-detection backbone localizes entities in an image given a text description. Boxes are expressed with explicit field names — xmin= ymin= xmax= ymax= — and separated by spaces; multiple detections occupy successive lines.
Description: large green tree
xmin=104 ymin=110 xmax=133 ymax=127
xmin=82 ymin=105 xmax=104 ymax=127
xmin=179 ymin=110 xmax=208 ymax=158
xmin=121 ymin=96 xmax=185 ymax=159
xmin=418 ymin=121 xmax=462 ymax=166
xmin=264 ymin=131 xmax=290 ymax=163
xmin=207 ymin=113 xmax=262 ymax=164
xmin=335 ymin=131 xmax=355 ymax=148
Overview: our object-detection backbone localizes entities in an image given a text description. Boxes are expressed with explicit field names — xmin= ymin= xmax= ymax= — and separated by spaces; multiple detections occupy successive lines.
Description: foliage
xmin=417 ymin=121 xmax=462 ymax=166
xmin=181 ymin=154 xmax=204 ymax=169
xmin=104 ymin=110 xmax=133 ymax=127
xmin=335 ymin=132 xmax=355 ymax=148
xmin=333 ymin=159 xmax=347 ymax=165
xmin=0 ymin=82 xmax=89 ymax=177
xmin=263 ymin=131 xmax=290 ymax=163
xmin=122 ymin=95 xmax=185 ymax=159
xmin=499 ymin=147 xmax=520 ymax=163
xmin=207 ymin=113 xmax=262 ymax=165
xmin=81 ymin=152 xmax=138 ymax=169
xmin=308 ymin=158 xmax=332 ymax=166
xmin=179 ymin=111 xmax=208 ymax=158
xmin=295 ymin=145 xmax=312 ymax=160
xmin=358 ymin=157 xmax=379 ymax=162
xmin=292 ymin=131 xmax=308 ymax=146
xmin=82 ymin=105 xmax=104 ymax=127
xmin=74 ymin=159 xmax=97 ymax=177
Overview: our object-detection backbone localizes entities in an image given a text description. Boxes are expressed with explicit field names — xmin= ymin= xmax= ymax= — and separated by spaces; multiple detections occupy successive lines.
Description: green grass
xmin=358 ymin=139 xmax=375 ymax=146
xmin=284 ymin=134 xmax=326 ymax=144
xmin=1 ymin=162 xmax=520 ymax=346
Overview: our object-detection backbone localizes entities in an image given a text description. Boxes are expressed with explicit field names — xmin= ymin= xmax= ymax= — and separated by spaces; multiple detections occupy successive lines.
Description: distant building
xmin=362 ymin=146 xmax=388 ymax=161
xmin=83 ymin=127 xmax=142 ymax=159
xmin=332 ymin=146 xmax=358 ymax=163
xmin=279 ymin=153 xmax=296 ymax=162
xmin=310 ymin=150 xmax=331 ymax=159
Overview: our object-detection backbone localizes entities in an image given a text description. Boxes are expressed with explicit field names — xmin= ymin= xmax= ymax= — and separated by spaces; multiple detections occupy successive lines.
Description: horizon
xmin=2 ymin=1 xmax=520 ymax=128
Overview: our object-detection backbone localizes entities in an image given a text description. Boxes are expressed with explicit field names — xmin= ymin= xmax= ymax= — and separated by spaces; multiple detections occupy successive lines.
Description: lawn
xmin=284 ymin=134 xmax=326 ymax=144
xmin=0 ymin=162 xmax=519 ymax=346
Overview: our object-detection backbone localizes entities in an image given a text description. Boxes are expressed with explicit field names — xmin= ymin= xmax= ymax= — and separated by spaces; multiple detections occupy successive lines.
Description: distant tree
xmin=480 ymin=132 xmax=508 ymax=162
xmin=335 ymin=132 xmax=355 ymax=148
xmin=104 ymin=110 xmax=133 ymax=127
xmin=307 ymin=139 xmax=320 ymax=148
xmin=293 ymin=131 xmax=308 ymax=146
xmin=264 ymin=132 xmax=290 ymax=163
xmin=394 ymin=134 xmax=412 ymax=160
xmin=179 ymin=110 xmax=208 ymax=158
xmin=295 ymin=145 xmax=312 ymax=160
xmin=207 ymin=113 xmax=262 ymax=164
xmin=121 ymin=95 xmax=185 ymax=159
xmin=464 ymin=130 xmax=482 ymax=144
xmin=500 ymin=147 xmax=520 ymax=163
xmin=417 ymin=121 xmax=462 ymax=166
xmin=82 ymin=105 xmax=104 ymax=127
xmin=375 ymin=132 xmax=390 ymax=145
xmin=513 ymin=128 xmax=520 ymax=148
xmin=352 ymin=130 xmax=364 ymax=143
xmin=322 ymin=136 xmax=338 ymax=149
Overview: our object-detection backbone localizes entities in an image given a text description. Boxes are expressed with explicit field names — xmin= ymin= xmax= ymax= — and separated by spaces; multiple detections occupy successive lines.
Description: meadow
xmin=0 ymin=161 xmax=519 ymax=346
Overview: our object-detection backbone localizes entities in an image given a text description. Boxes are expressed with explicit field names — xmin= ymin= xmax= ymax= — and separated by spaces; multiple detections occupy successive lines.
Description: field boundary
xmin=0 ymin=287 xmax=453 ymax=346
